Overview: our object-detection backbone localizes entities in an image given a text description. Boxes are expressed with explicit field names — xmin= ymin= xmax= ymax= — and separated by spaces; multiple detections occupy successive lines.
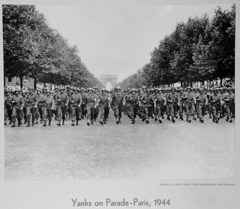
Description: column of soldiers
xmin=4 ymin=85 xmax=235 ymax=127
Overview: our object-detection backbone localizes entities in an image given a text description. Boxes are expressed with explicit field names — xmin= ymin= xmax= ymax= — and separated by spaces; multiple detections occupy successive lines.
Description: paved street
xmin=5 ymin=111 xmax=235 ymax=181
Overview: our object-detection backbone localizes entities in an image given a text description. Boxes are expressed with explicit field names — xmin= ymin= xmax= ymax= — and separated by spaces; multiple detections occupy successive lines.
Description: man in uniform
xmin=11 ymin=89 xmax=24 ymax=127
xmin=139 ymin=87 xmax=153 ymax=123
xmin=98 ymin=88 xmax=110 ymax=125
xmin=111 ymin=86 xmax=124 ymax=124
xmin=4 ymin=89 xmax=13 ymax=125
xmin=69 ymin=87 xmax=82 ymax=126
xmin=195 ymin=88 xmax=207 ymax=123
xmin=209 ymin=88 xmax=221 ymax=123
xmin=42 ymin=89 xmax=54 ymax=126
xmin=55 ymin=87 xmax=69 ymax=126
xmin=166 ymin=87 xmax=178 ymax=123
xmin=154 ymin=88 xmax=166 ymax=123
xmin=182 ymin=86 xmax=195 ymax=123
xmin=86 ymin=88 xmax=97 ymax=126
xmin=25 ymin=89 xmax=38 ymax=127
xmin=35 ymin=89 xmax=45 ymax=124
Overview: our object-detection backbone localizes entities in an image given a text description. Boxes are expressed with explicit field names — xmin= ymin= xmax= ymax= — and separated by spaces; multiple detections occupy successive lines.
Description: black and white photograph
xmin=1 ymin=0 xmax=239 ymax=208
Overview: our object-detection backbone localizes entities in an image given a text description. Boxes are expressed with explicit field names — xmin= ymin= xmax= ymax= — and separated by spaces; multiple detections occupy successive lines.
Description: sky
xmin=36 ymin=3 xmax=233 ymax=83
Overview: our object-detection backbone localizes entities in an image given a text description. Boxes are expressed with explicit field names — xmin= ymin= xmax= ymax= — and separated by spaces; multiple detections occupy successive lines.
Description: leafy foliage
xmin=3 ymin=5 xmax=103 ymax=89
xmin=119 ymin=5 xmax=235 ymax=88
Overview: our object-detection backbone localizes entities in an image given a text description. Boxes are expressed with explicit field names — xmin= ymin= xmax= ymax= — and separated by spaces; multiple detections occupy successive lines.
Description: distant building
xmin=4 ymin=76 xmax=45 ymax=91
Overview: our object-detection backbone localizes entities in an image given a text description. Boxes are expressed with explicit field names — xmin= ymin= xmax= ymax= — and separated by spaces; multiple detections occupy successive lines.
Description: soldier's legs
xmin=56 ymin=105 xmax=62 ymax=125
xmin=16 ymin=108 xmax=22 ymax=126
xmin=185 ymin=103 xmax=191 ymax=122
xmin=4 ymin=107 xmax=8 ymax=125
xmin=70 ymin=105 xmax=76 ymax=124
xmin=211 ymin=106 xmax=218 ymax=122
xmin=7 ymin=107 xmax=12 ymax=124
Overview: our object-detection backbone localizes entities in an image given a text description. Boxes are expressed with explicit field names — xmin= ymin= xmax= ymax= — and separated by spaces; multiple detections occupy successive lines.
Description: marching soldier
xmin=11 ymin=89 xmax=24 ymax=127
xmin=182 ymin=86 xmax=195 ymax=123
xmin=86 ymin=88 xmax=97 ymax=126
xmin=111 ymin=86 xmax=124 ymax=124
xmin=154 ymin=89 xmax=166 ymax=123
xmin=195 ymin=88 xmax=207 ymax=123
xmin=209 ymin=88 xmax=221 ymax=123
xmin=98 ymin=88 xmax=110 ymax=125
xmin=4 ymin=90 xmax=13 ymax=125
xmin=139 ymin=87 xmax=153 ymax=123
xmin=69 ymin=87 xmax=82 ymax=126
xmin=25 ymin=89 xmax=38 ymax=127
xmin=42 ymin=90 xmax=54 ymax=126
xmin=55 ymin=87 xmax=69 ymax=126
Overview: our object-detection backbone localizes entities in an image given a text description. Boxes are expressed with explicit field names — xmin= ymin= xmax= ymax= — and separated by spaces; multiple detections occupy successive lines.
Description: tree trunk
xmin=220 ymin=77 xmax=223 ymax=87
xmin=34 ymin=77 xmax=37 ymax=90
xmin=20 ymin=76 xmax=23 ymax=90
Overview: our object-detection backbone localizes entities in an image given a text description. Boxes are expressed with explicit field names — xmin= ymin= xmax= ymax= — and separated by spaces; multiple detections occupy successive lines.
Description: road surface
xmin=4 ymin=111 xmax=235 ymax=181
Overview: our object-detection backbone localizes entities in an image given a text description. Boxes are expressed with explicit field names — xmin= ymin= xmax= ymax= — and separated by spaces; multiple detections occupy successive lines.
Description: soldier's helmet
xmin=88 ymin=87 xmax=93 ymax=91
xmin=142 ymin=86 xmax=146 ymax=89
xmin=102 ymin=88 xmax=106 ymax=92
xmin=116 ymin=86 xmax=121 ymax=90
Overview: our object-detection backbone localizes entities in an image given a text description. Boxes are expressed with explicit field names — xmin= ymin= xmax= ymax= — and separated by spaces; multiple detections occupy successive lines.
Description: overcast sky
xmin=36 ymin=3 xmax=232 ymax=82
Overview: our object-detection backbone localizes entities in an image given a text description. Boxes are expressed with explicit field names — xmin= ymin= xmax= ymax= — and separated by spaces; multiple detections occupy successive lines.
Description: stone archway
xmin=100 ymin=75 xmax=117 ymax=90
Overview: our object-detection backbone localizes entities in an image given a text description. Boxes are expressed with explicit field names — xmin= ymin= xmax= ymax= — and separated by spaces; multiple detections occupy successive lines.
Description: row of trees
xmin=3 ymin=5 xmax=103 ymax=89
xmin=119 ymin=5 xmax=235 ymax=88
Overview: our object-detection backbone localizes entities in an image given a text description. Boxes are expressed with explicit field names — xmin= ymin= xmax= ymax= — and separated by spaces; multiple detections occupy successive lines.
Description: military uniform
xmin=98 ymin=89 xmax=110 ymax=125
xmin=85 ymin=88 xmax=97 ymax=125
xmin=11 ymin=91 xmax=24 ymax=127
xmin=111 ymin=87 xmax=124 ymax=124
xmin=55 ymin=89 xmax=68 ymax=126
xmin=42 ymin=91 xmax=54 ymax=126
xmin=154 ymin=90 xmax=165 ymax=123
xmin=69 ymin=89 xmax=82 ymax=125
xmin=25 ymin=91 xmax=38 ymax=126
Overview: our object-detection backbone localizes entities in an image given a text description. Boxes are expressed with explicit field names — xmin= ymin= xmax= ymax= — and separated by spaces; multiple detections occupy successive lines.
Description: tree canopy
xmin=119 ymin=5 xmax=235 ymax=88
xmin=3 ymin=5 xmax=103 ymax=89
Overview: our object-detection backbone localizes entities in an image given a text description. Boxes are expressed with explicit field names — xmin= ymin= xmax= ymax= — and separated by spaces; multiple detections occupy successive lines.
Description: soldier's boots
xmin=35 ymin=120 xmax=38 ymax=124
xmin=62 ymin=120 xmax=65 ymax=125
xmin=76 ymin=120 xmax=79 ymax=125
xmin=71 ymin=120 xmax=75 ymax=126
xmin=172 ymin=117 xmax=175 ymax=123
xmin=43 ymin=121 xmax=47 ymax=127
xmin=26 ymin=122 xmax=30 ymax=127
xmin=57 ymin=121 xmax=61 ymax=126
xmin=87 ymin=119 xmax=90 ymax=126
xmin=48 ymin=121 xmax=51 ymax=126
xmin=159 ymin=118 xmax=162 ymax=123
xmin=100 ymin=120 xmax=104 ymax=125
xmin=11 ymin=122 xmax=15 ymax=127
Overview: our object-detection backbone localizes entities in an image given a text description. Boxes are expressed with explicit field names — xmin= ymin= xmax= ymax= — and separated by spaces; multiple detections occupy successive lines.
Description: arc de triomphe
xmin=100 ymin=75 xmax=118 ymax=89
